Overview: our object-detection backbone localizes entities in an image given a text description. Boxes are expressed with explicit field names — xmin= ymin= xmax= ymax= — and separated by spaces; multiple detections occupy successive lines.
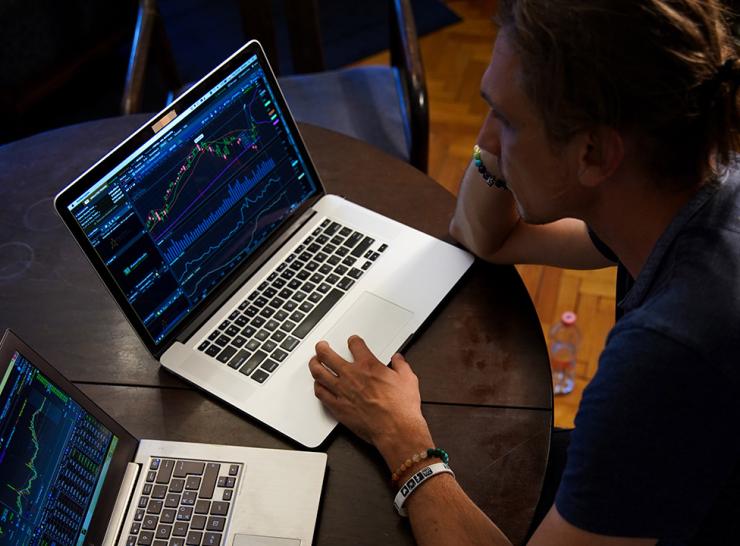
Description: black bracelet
xmin=473 ymin=145 xmax=507 ymax=189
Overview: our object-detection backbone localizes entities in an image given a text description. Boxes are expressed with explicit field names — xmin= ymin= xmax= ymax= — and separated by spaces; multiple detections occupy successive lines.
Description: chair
xmin=121 ymin=0 xmax=430 ymax=172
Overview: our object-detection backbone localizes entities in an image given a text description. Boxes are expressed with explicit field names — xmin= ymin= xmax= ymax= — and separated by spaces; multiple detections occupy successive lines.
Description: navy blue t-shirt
xmin=556 ymin=168 xmax=740 ymax=544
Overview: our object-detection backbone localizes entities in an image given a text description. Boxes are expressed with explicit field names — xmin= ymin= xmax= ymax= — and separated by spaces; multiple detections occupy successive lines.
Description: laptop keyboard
xmin=126 ymin=457 xmax=242 ymax=546
xmin=196 ymin=219 xmax=388 ymax=383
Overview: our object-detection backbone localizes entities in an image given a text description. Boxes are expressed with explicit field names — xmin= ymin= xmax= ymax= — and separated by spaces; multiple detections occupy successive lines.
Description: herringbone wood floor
xmin=353 ymin=0 xmax=617 ymax=428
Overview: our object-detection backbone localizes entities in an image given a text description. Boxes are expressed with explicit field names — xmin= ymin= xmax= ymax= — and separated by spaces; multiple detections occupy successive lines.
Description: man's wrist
xmin=372 ymin=423 xmax=435 ymax=471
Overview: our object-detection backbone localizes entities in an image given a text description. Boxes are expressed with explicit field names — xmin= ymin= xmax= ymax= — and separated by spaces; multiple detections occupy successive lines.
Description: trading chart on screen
xmin=67 ymin=53 xmax=319 ymax=344
xmin=0 ymin=353 xmax=118 ymax=546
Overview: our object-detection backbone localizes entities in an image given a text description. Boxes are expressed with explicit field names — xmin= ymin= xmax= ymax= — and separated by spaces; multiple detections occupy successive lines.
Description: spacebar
xmin=293 ymin=289 xmax=344 ymax=339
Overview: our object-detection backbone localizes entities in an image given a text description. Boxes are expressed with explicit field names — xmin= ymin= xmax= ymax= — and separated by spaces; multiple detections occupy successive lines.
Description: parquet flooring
xmin=353 ymin=0 xmax=617 ymax=428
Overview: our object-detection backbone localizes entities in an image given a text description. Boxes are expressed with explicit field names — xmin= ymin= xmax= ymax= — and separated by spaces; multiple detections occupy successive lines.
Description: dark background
xmin=0 ymin=0 xmax=459 ymax=146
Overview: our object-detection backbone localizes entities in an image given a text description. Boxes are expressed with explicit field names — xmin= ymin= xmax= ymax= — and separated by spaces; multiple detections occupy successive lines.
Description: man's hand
xmin=308 ymin=335 xmax=433 ymax=467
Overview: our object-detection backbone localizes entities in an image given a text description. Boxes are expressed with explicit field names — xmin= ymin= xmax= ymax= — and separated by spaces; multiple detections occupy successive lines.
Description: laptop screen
xmin=0 ymin=350 xmax=119 ymax=545
xmin=63 ymin=51 xmax=321 ymax=344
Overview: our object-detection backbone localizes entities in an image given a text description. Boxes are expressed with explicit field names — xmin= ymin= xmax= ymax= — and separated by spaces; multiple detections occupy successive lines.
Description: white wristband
xmin=393 ymin=462 xmax=455 ymax=517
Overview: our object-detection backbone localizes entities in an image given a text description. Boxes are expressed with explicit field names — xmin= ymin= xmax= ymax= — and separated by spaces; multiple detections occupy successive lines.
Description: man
xmin=309 ymin=1 xmax=740 ymax=544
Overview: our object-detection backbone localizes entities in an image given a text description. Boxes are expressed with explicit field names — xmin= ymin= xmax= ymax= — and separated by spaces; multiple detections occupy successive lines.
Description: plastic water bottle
xmin=549 ymin=311 xmax=581 ymax=395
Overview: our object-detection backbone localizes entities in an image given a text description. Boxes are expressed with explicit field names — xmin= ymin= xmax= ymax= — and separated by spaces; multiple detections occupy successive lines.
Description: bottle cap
xmin=561 ymin=311 xmax=577 ymax=325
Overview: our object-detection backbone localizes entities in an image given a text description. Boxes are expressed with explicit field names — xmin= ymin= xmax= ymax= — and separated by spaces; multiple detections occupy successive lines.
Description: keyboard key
xmin=151 ymin=485 xmax=167 ymax=499
xmin=348 ymin=268 xmax=363 ymax=279
xmin=271 ymin=349 xmax=288 ymax=362
xmin=223 ymin=489 xmax=233 ymax=501
xmin=174 ymin=461 xmax=205 ymax=477
xmin=139 ymin=496 xmax=149 ymax=508
xmin=231 ymin=335 xmax=246 ymax=348
xmin=127 ymin=535 xmax=137 ymax=546
xmin=240 ymin=325 xmax=256 ymax=337
xmin=235 ymin=315 xmax=249 ymax=327
xmin=323 ymin=243 xmax=337 ymax=254
xmin=225 ymin=325 xmax=239 ymax=336
xmin=227 ymin=350 xmax=251 ymax=370
xmin=199 ymin=463 xmax=220 ymax=499
xmin=291 ymin=291 xmax=307 ymax=302
xmin=216 ymin=346 xmax=237 ymax=364
xmin=143 ymin=483 xmax=153 ymax=495
xmin=244 ymin=306 xmax=258 ymax=317
xmin=343 ymin=232 xmax=362 ymax=248
xmin=335 ymin=265 xmax=348 ymax=275
xmin=342 ymin=256 xmax=357 ymax=267
xmin=327 ymin=255 xmax=341 ymax=266
xmin=283 ymin=300 xmax=297 ymax=312
xmin=239 ymin=350 xmax=268 ymax=376
xmin=173 ymin=522 xmax=188 ymax=537
xmin=182 ymin=491 xmax=197 ymax=505
xmin=315 ymin=252 xmax=328 ymax=262
xmin=316 ymin=234 xmax=329 ymax=244
xmin=146 ymin=471 xmax=156 ymax=482
xmin=186 ymin=476 xmax=202 ymax=490
xmin=218 ymin=320 xmax=230 ymax=330
xmin=317 ymin=283 xmax=331 ymax=294
xmin=138 ymin=531 xmax=154 ymax=545
xmin=156 ymin=525 xmax=172 ymax=540
xmin=161 ymin=509 xmax=176 ymax=524
xmin=147 ymin=499 xmax=163 ymax=514
xmin=229 ymin=465 xmax=239 ymax=476
xmin=261 ymin=359 xmax=279 ymax=372
xmin=302 ymin=282 xmax=316 ymax=293
xmin=273 ymin=277 xmax=286 ymax=288
xmin=135 ymin=508 xmax=146 ymax=521
xmin=379 ymin=243 xmax=388 ymax=252
xmin=270 ymin=330 xmax=286 ymax=342
xmin=289 ymin=311 xmax=305 ymax=323
xmin=280 ymin=320 xmax=296 ymax=332
xmin=177 ymin=506 xmax=193 ymax=521
xmin=251 ymin=369 xmax=269 ymax=383
xmin=205 ymin=345 xmax=220 ymax=357
xmin=197 ymin=341 xmax=210 ymax=352
xmin=325 ymin=222 xmax=340 ymax=235
xmin=195 ymin=499 xmax=211 ymax=514
xmin=208 ymin=331 xmax=219 ymax=341
xmin=264 ymin=287 xmax=277 ymax=298
xmin=318 ymin=264 xmax=333 ymax=275
xmin=339 ymin=226 xmax=352 ymax=237
xmin=307 ymin=243 xmax=321 ymax=253
xmin=296 ymin=270 xmax=310 ymax=280
xmin=245 ymin=339 xmax=260 ymax=351
xmin=206 ymin=517 xmax=227 ymax=532
xmin=259 ymin=307 xmax=275 ymax=318
xmin=280 ymin=337 xmax=300 ymax=351
xmin=326 ymin=274 xmax=340 ymax=285
xmin=210 ymin=501 xmax=229 ymax=516
xmin=305 ymin=261 xmax=319 ymax=272
xmin=225 ymin=477 xmax=236 ymax=487
xmin=310 ymin=273 xmax=324 ymax=284
xmin=330 ymin=235 xmax=344 ymax=246
xmin=186 ymin=531 xmax=203 ymax=546
xmin=170 ymin=539 xmax=185 ymax=546
xmin=214 ymin=335 xmax=230 ymax=348
xmin=157 ymin=460 xmax=175 ymax=483
xmin=165 ymin=493 xmax=180 ymax=508
xmin=131 ymin=522 xmax=142 ymax=534
xmin=203 ymin=532 xmax=222 ymax=546
xmin=142 ymin=515 xmax=158 ymax=530
xmin=169 ymin=479 xmax=185 ymax=493
xmin=269 ymin=297 xmax=285 ymax=308
xmin=369 ymin=251 xmax=381 ymax=261
xmin=337 ymin=277 xmax=355 ymax=291
xmin=255 ymin=329 xmax=269 ymax=341
xmin=351 ymin=236 xmax=375 ymax=257
xmin=293 ymin=289 xmax=343 ymax=339
xmin=299 ymin=301 xmax=314 ymax=313
xmin=362 ymin=261 xmax=372 ymax=270
xmin=262 ymin=340 xmax=277 ymax=353
xmin=251 ymin=316 xmax=265 ymax=328
xmin=191 ymin=515 xmax=207 ymax=530
xmin=307 ymin=292 xmax=322 ymax=303
xmin=274 ymin=310 xmax=289 ymax=322
xmin=336 ymin=246 xmax=349 ymax=257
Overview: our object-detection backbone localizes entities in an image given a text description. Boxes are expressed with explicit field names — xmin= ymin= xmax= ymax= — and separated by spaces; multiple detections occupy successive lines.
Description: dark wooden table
xmin=0 ymin=117 xmax=552 ymax=545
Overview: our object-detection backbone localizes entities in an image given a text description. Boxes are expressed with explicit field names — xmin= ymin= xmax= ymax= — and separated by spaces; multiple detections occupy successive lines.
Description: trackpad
xmin=232 ymin=534 xmax=300 ymax=546
xmin=320 ymin=291 xmax=414 ymax=362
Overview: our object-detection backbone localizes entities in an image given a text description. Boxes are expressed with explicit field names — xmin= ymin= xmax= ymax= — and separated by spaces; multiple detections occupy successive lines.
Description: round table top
xmin=0 ymin=116 xmax=552 ymax=544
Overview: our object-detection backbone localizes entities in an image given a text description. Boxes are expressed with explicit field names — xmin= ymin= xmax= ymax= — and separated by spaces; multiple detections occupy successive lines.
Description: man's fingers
xmin=314 ymin=340 xmax=350 ymax=375
xmin=390 ymin=352 xmax=413 ymax=375
xmin=308 ymin=356 xmax=339 ymax=392
xmin=347 ymin=335 xmax=375 ymax=362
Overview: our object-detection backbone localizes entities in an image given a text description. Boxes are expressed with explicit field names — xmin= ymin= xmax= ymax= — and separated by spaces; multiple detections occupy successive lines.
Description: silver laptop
xmin=54 ymin=40 xmax=473 ymax=448
xmin=0 ymin=329 xmax=326 ymax=546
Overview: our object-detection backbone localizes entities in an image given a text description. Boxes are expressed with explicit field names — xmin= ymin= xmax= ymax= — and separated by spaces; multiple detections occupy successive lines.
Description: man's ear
xmin=576 ymin=126 xmax=624 ymax=187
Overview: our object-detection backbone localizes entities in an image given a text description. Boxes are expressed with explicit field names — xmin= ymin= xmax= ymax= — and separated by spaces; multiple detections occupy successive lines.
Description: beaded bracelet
xmin=391 ymin=447 xmax=449 ymax=483
xmin=473 ymin=144 xmax=507 ymax=189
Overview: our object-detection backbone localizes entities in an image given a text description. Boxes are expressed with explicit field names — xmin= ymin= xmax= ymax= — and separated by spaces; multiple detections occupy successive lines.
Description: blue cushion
xmin=278 ymin=66 xmax=410 ymax=162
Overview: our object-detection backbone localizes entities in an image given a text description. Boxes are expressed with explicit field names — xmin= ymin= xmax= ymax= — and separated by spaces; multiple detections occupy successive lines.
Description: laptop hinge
xmin=102 ymin=462 xmax=141 ymax=546
xmin=176 ymin=207 xmax=319 ymax=345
